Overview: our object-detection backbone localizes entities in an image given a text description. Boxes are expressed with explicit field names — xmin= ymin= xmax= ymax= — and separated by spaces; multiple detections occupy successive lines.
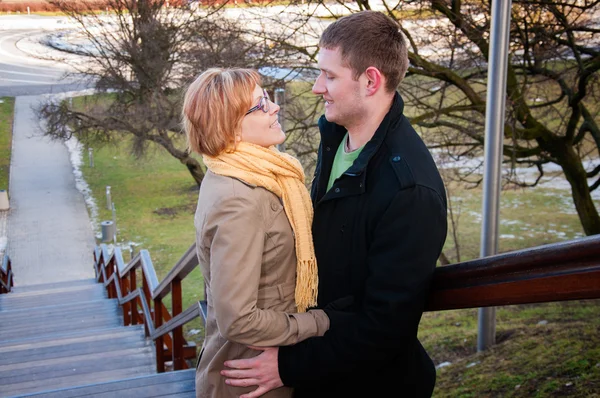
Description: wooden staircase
xmin=2 ymin=234 xmax=599 ymax=397
xmin=0 ymin=278 xmax=195 ymax=397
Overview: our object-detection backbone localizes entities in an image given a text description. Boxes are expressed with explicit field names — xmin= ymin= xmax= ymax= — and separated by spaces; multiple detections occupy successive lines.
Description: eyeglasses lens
xmin=260 ymin=97 xmax=269 ymax=113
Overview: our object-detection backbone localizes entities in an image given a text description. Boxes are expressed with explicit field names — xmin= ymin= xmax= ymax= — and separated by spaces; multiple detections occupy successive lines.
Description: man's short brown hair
xmin=182 ymin=68 xmax=261 ymax=156
xmin=319 ymin=10 xmax=409 ymax=92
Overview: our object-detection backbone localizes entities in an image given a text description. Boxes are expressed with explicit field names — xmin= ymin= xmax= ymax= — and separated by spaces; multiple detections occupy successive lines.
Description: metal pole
xmin=478 ymin=0 xmax=513 ymax=352
xmin=106 ymin=186 xmax=112 ymax=210
xmin=88 ymin=148 xmax=94 ymax=168
xmin=112 ymin=203 xmax=117 ymax=244
xmin=274 ymin=87 xmax=286 ymax=152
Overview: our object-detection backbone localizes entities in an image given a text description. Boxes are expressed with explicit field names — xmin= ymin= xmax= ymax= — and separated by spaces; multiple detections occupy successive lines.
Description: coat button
xmin=271 ymin=202 xmax=279 ymax=211
xmin=392 ymin=155 xmax=401 ymax=162
xmin=326 ymin=146 xmax=331 ymax=151
xmin=334 ymin=188 xmax=340 ymax=193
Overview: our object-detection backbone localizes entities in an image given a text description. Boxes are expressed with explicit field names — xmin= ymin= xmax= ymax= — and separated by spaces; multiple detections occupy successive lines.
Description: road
xmin=0 ymin=18 xmax=91 ymax=96
xmin=0 ymin=16 xmax=97 ymax=285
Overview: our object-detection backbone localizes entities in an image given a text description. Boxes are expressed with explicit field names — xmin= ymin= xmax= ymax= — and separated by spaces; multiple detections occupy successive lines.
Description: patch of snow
xmin=64 ymin=135 xmax=99 ymax=233
xmin=499 ymin=234 xmax=515 ymax=239
xmin=436 ymin=361 xmax=452 ymax=370
xmin=501 ymin=220 xmax=522 ymax=226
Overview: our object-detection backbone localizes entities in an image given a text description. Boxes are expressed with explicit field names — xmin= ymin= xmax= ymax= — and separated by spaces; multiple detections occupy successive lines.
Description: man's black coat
xmin=278 ymin=93 xmax=448 ymax=397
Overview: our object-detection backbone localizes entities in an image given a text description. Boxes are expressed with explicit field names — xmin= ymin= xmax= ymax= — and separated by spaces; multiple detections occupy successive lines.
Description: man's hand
xmin=221 ymin=346 xmax=283 ymax=398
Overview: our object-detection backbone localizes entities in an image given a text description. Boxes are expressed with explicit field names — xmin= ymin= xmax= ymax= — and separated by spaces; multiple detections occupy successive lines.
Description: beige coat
xmin=194 ymin=171 xmax=329 ymax=398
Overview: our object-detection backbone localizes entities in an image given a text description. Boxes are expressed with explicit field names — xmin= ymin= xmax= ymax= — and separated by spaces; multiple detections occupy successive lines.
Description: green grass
xmin=0 ymin=97 xmax=15 ymax=191
xmin=72 ymin=93 xmax=599 ymax=396
xmin=426 ymin=300 xmax=600 ymax=397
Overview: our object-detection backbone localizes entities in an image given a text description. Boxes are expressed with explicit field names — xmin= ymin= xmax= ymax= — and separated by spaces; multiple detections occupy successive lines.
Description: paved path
xmin=7 ymin=95 xmax=95 ymax=286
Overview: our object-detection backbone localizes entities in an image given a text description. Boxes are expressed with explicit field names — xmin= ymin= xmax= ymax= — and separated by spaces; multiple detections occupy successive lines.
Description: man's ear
xmin=364 ymin=67 xmax=383 ymax=96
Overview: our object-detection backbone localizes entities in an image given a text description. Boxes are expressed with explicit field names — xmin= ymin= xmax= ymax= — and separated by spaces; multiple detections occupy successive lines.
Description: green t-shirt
xmin=327 ymin=133 xmax=366 ymax=192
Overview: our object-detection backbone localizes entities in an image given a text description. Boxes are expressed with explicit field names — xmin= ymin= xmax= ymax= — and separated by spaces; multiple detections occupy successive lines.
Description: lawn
xmin=71 ymin=93 xmax=599 ymax=396
xmin=0 ymin=97 xmax=15 ymax=191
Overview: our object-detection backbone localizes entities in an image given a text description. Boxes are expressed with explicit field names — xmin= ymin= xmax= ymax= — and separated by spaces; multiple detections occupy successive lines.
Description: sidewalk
xmin=6 ymin=95 xmax=95 ymax=286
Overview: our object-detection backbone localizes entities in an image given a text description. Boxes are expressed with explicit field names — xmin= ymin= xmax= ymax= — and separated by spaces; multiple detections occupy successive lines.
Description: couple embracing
xmin=182 ymin=10 xmax=448 ymax=398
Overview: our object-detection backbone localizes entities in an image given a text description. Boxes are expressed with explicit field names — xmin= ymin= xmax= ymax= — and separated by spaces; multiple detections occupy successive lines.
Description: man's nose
xmin=312 ymin=75 xmax=325 ymax=94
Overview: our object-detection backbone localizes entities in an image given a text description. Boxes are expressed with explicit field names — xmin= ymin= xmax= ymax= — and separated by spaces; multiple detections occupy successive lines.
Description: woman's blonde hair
xmin=182 ymin=68 xmax=261 ymax=156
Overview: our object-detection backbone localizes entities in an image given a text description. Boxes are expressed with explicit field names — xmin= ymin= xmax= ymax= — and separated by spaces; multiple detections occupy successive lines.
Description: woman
xmin=182 ymin=68 xmax=329 ymax=398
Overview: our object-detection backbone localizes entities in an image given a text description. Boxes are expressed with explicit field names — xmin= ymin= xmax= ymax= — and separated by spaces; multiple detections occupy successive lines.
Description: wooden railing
xmin=93 ymin=233 xmax=600 ymax=373
xmin=1 ymin=253 xmax=14 ymax=294
xmin=425 ymin=234 xmax=600 ymax=311
xmin=94 ymin=244 xmax=202 ymax=372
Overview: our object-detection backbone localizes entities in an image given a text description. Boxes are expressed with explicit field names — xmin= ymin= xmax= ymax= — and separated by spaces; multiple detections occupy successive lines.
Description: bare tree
xmin=36 ymin=0 xmax=600 ymax=234
xmin=259 ymin=0 xmax=600 ymax=236
xmin=402 ymin=0 xmax=600 ymax=235
xmin=37 ymin=0 xmax=264 ymax=186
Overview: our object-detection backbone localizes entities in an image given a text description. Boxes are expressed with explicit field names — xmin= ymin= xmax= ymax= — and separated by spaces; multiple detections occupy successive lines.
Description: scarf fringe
xmin=295 ymin=259 xmax=319 ymax=313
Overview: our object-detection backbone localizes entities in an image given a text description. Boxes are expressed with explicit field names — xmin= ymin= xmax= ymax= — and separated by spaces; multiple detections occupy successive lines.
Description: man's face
xmin=312 ymin=47 xmax=363 ymax=127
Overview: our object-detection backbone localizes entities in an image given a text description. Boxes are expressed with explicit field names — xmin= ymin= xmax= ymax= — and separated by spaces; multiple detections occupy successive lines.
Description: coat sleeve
xmin=278 ymin=185 xmax=447 ymax=384
xmin=205 ymin=194 xmax=329 ymax=347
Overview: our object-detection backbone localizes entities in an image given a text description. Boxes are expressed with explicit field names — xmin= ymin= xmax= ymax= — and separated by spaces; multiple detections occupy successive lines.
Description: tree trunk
xmin=566 ymin=172 xmax=600 ymax=236
xmin=181 ymin=155 xmax=205 ymax=187
xmin=550 ymin=141 xmax=600 ymax=236
xmin=147 ymin=133 xmax=205 ymax=187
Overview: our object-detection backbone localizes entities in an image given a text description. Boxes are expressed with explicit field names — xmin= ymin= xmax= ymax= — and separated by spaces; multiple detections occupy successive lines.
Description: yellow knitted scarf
xmin=202 ymin=142 xmax=318 ymax=313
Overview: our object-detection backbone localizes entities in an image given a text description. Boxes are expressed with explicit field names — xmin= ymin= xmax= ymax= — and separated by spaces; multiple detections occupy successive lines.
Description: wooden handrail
xmin=92 ymin=234 xmax=600 ymax=374
xmin=1 ymin=253 xmax=14 ymax=294
xmin=152 ymin=303 xmax=200 ymax=340
xmin=153 ymin=244 xmax=198 ymax=300
xmin=425 ymin=234 xmax=600 ymax=311
xmin=121 ymin=251 xmax=159 ymax=293
xmin=94 ymin=244 xmax=198 ymax=373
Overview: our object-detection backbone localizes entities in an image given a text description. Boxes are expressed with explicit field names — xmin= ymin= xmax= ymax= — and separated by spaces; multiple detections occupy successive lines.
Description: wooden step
xmin=0 ymin=325 xmax=144 ymax=353
xmin=0 ymin=350 xmax=155 ymax=384
xmin=1 ymin=363 xmax=157 ymax=396
xmin=10 ymin=279 xmax=98 ymax=294
xmin=0 ymin=324 xmax=143 ymax=348
xmin=0 ymin=344 xmax=153 ymax=373
xmin=10 ymin=369 xmax=196 ymax=398
xmin=0 ymin=327 xmax=149 ymax=365
xmin=0 ymin=284 xmax=107 ymax=311
xmin=0 ymin=298 xmax=120 ymax=322
xmin=0 ymin=312 xmax=122 ymax=342
xmin=0 ymin=324 xmax=156 ymax=396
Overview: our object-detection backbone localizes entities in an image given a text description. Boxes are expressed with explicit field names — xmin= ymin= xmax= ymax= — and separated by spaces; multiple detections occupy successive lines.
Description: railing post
xmin=122 ymin=274 xmax=130 ymax=325
xmin=172 ymin=278 xmax=185 ymax=370
xmin=97 ymin=255 xmax=105 ymax=284
xmin=93 ymin=250 xmax=99 ymax=279
xmin=130 ymin=270 xmax=138 ymax=325
xmin=142 ymin=274 xmax=152 ymax=337
xmin=106 ymin=257 xmax=115 ymax=298
xmin=154 ymin=296 xmax=165 ymax=373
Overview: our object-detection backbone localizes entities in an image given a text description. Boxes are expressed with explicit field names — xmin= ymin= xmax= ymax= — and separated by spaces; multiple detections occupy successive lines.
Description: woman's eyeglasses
xmin=246 ymin=89 xmax=270 ymax=115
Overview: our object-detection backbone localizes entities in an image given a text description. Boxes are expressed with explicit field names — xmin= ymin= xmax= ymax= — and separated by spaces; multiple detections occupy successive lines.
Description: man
xmin=221 ymin=10 xmax=448 ymax=397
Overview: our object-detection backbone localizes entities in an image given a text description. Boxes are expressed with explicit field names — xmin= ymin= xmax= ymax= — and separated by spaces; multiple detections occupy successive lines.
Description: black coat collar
xmin=314 ymin=92 xmax=405 ymax=203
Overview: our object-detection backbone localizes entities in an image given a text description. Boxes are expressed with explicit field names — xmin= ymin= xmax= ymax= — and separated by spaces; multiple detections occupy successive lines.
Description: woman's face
xmin=240 ymin=85 xmax=285 ymax=148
